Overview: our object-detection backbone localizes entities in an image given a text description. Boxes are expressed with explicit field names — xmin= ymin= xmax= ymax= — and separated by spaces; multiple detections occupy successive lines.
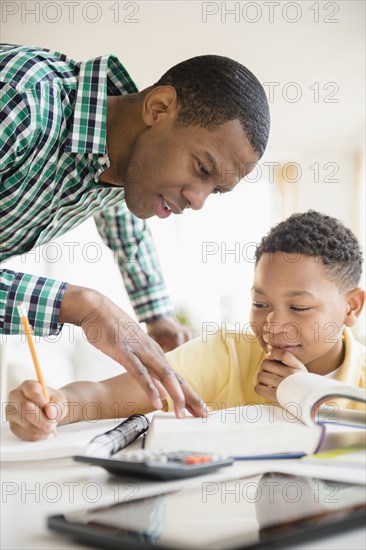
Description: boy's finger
xmin=9 ymin=408 xmax=55 ymax=436
xmin=19 ymin=380 xmax=49 ymax=409
xmin=264 ymin=350 xmax=305 ymax=370
xmin=9 ymin=421 xmax=53 ymax=442
xmin=44 ymin=402 xmax=59 ymax=420
xmin=260 ymin=358 xmax=287 ymax=375
xmin=254 ymin=383 xmax=277 ymax=403
xmin=16 ymin=398 xmax=56 ymax=433
xmin=44 ymin=397 xmax=68 ymax=423
xmin=257 ymin=370 xmax=282 ymax=388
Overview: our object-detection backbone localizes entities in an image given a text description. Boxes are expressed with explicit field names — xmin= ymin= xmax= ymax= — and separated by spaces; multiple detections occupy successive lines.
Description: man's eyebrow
xmin=203 ymin=152 xmax=218 ymax=172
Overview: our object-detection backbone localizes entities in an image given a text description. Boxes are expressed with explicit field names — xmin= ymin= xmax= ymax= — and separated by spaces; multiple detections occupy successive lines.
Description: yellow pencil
xmin=17 ymin=302 xmax=50 ymax=402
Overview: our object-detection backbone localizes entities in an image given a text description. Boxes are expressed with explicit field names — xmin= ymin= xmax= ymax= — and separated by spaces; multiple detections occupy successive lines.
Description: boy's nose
xmin=264 ymin=312 xmax=287 ymax=334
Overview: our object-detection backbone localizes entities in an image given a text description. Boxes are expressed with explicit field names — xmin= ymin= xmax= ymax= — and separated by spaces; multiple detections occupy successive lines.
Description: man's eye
xmin=212 ymin=186 xmax=222 ymax=195
xmin=199 ymin=163 xmax=210 ymax=178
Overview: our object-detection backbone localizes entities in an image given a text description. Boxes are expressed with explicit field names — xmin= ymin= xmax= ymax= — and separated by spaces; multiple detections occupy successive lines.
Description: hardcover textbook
xmin=145 ymin=373 xmax=366 ymax=458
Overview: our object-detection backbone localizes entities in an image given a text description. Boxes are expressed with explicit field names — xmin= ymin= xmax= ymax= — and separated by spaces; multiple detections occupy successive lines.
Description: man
xmin=0 ymin=44 xmax=270 ymax=417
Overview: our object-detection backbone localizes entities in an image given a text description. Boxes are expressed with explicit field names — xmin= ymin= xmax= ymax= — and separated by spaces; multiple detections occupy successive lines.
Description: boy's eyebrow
xmin=252 ymin=288 xmax=315 ymax=298
xmin=251 ymin=287 xmax=265 ymax=295
xmin=284 ymin=290 xmax=316 ymax=298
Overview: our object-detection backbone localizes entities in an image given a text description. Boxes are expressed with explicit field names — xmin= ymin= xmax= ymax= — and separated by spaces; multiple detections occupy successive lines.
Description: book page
xmin=276 ymin=373 xmax=366 ymax=427
xmin=0 ymin=419 xmax=124 ymax=462
xmin=145 ymin=405 xmax=323 ymax=457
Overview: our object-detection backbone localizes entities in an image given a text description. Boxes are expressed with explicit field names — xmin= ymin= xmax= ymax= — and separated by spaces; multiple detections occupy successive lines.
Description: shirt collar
xmin=64 ymin=54 xmax=138 ymax=155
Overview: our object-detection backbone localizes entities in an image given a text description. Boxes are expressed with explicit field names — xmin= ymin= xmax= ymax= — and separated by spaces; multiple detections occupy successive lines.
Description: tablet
xmin=48 ymin=473 xmax=365 ymax=550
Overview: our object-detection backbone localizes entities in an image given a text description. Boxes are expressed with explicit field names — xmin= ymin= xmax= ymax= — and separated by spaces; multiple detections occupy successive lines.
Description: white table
xmin=1 ymin=427 xmax=365 ymax=550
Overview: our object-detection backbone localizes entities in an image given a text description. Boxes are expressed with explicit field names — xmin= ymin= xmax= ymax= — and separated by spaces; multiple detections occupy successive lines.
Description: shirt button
xmin=98 ymin=157 xmax=106 ymax=165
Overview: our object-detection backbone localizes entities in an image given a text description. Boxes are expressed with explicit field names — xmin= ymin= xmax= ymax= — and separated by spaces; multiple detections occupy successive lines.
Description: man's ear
xmin=344 ymin=287 xmax=365 ymax=327
xmin=141 ymin=86 xmax=178 ymax=126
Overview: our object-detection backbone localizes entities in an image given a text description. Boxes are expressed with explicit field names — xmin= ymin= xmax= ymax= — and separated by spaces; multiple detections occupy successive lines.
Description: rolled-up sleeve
xmin=0 ymin=269 xmax=68 ymax=336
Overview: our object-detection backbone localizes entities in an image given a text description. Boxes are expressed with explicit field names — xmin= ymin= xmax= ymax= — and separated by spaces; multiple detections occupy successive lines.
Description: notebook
xmin=0 ymin=415 xmax=150 ymax=462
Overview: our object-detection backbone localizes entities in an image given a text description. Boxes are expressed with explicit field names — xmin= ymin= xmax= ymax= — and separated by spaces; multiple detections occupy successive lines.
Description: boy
xmin=6 ymin=211 xmax=365 ymax=441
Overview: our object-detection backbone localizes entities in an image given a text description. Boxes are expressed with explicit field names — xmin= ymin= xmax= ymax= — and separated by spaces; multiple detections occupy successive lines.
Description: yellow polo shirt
xmin=165 ymin=327 xmax=365 ymax=412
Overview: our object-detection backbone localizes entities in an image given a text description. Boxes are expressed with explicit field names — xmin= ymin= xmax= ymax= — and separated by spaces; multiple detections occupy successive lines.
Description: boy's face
xmin=250 ymin=252 xmax=351 ymax=374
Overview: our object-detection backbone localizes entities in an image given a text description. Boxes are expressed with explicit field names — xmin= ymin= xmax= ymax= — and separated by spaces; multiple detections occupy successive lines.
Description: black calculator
xmin=74 ymin=450 xmax=234 ymax=480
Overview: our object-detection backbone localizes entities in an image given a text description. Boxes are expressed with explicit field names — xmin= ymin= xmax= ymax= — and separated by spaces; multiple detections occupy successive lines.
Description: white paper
xmin=0 ymin=418 xmax=125 ymax=462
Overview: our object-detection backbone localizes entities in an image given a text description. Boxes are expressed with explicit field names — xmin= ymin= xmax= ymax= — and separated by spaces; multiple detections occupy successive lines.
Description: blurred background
xmin=1 ymin=1 xmax=365 ymax=393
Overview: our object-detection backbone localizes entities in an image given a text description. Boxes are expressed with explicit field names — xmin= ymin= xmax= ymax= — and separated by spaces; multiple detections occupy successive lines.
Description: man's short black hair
xmin=154 ymin=54 xmax=270 ymax=158
xmin=255 ymin=210 xmax=363 ymax=291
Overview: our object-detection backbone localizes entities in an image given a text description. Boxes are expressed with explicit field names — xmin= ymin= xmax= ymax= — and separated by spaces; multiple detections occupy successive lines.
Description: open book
xmin=145 ymin=373 xmax=366 ymax=459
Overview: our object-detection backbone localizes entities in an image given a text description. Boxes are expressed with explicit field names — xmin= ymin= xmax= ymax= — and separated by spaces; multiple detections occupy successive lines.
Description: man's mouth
xmin=163 ymin=198 xmax=172 ymax=212
xmin=156 ymin=196 xmax=173 ymax=219
xmin=156 ymin=195 xmax=185 ymax=218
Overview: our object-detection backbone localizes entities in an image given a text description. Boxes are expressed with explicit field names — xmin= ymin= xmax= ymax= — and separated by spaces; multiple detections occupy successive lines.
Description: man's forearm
xmin=58 ymin=284 xmax=103 ymax=326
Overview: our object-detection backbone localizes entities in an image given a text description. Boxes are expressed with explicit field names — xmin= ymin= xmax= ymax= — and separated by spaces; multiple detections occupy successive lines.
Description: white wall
xmin=1 ymin=1 xmax=365 ymax=390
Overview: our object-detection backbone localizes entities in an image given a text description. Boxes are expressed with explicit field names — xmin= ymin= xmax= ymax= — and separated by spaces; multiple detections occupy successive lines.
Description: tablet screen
xmin=51 ymin=473 xmax=366 ymax=550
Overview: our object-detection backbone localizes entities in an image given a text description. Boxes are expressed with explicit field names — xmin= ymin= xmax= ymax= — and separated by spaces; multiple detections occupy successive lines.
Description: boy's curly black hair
xmin=255 ymin=210 xmax=363 ymax=292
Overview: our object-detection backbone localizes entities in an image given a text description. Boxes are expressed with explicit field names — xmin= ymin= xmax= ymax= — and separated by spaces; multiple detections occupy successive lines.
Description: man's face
xmin=250 ymin=252 xmax=350 ymax=374
xmin=123 ymin=118 xmax=259 ymax=219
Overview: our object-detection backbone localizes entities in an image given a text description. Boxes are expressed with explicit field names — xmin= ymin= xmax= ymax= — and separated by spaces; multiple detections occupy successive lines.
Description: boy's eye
xmin=253 ymin=302 xmax=267 ymax=309
xmin=290 ymin=307 xmax=311 ymax=312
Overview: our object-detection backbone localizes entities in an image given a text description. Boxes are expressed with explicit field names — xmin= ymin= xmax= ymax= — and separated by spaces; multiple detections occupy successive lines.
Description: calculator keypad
xmin=74 ymin=450 xmax=234 ymax=480
xmin=116 ymin=449 xmax=228 ymax=465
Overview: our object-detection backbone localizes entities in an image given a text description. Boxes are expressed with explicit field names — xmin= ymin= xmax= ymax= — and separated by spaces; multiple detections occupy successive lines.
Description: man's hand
xmin=59 ymin=285 xmax=206 ymax=419
xmin=255 ymin=349 xmax=308 ymax=403
xmin=6 ymin=381 xmax=68 ymax=441
xmin=146 ymin=316 xmax=198 ymax=352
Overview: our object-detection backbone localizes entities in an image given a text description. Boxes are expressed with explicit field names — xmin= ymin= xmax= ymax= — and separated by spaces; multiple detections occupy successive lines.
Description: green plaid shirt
xmin=0 ymin=44 xmax=173 ymax=336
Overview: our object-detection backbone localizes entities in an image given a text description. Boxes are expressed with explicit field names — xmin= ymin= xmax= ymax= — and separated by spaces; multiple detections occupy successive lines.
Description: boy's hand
xmin=255 ymin=349 xmax=308 ymax=403
xmin=6 ymin=381 xmax=68 ymax=441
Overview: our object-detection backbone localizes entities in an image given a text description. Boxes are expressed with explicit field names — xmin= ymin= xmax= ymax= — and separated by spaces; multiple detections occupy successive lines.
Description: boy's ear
xmin=344 ymin=288 xmax=365 ymax=327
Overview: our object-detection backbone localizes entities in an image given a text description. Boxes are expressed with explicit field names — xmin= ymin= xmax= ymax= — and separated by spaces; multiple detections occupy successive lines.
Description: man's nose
xmin=183 ymin=186 xmax=212 ymax=211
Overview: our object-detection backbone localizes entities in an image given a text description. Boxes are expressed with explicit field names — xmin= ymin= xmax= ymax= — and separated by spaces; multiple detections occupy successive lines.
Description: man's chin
xmin=124 ymin=199 xmax=151 ymax=220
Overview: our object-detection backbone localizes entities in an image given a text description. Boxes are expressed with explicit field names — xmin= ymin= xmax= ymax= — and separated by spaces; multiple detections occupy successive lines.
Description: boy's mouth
xmin=266 ymin=343 xmax=302 ymax=352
